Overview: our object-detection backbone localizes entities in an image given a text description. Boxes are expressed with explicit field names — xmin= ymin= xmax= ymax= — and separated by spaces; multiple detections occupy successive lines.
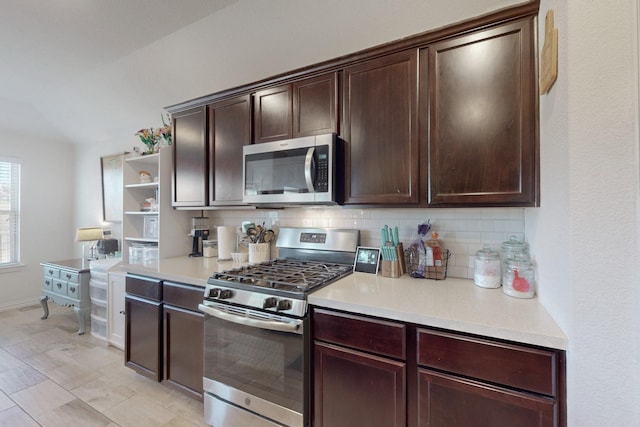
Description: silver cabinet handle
xmin=198 ymin=304 xmax=303 ymax=335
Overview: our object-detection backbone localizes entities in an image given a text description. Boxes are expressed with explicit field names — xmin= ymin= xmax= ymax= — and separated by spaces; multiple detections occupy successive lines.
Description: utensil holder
xmin=248 ymin=243 xmax=270 ymax=264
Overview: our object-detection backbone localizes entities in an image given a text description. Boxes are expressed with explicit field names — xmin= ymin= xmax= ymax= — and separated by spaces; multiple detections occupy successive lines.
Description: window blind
xmin=0 ymin=160 xmax=20 ymax=266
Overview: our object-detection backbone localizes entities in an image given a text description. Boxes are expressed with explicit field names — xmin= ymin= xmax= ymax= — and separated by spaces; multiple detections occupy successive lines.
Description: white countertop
xmin=120 ymin=256 xmax=567 ymax=350
xmin=310 ymin=273 xmax=567 ymax=350
xmin=119 ymin=256 xmax=247 ymax=287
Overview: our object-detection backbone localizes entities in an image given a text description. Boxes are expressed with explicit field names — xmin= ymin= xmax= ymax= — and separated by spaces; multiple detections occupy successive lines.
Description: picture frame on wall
xmin=101 ymin=153 xmax=127 ymax=222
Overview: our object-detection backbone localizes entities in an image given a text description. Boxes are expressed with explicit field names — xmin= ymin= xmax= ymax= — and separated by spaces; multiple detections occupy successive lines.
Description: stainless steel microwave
xmin=242 ymin=133 xmax=342 ymax=205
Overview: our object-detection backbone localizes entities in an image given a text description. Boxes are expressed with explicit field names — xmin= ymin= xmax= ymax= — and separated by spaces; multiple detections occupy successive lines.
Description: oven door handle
xmin=198 ymin=304 xmax=303 ymax=335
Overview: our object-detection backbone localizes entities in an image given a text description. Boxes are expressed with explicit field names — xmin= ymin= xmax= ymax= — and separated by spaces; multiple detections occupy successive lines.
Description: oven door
xmin=198 ymin=301 xmax=307 ymax=427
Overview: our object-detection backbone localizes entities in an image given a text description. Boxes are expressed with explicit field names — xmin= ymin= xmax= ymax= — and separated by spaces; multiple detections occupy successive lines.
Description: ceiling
xmin=1 ymin=0 xmax=525 ymax=147
xmin=0 ymin=0 xmax=235 ymax=144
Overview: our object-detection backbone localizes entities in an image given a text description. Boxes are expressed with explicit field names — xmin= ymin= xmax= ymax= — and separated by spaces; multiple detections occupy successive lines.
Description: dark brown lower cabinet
xmin=163 ymin=281 xmax=204 ymax=400
xmin=125 ymin=275 xmax=204 ymax=401
xmin=125 ymin=294 xmax=163 ymax=381
xmin=418 ymin=369 xmax=556 ymax=427
xmin=313 ymin=308 xmax=407 ymax=427
xmin=314 ymin=342 xmax=406 ymax=427
xmin=312 ymin=307 xmax=566 ymax=427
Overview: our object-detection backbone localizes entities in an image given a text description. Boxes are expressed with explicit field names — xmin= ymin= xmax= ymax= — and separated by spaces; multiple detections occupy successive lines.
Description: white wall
xmin=528 ymin=0 xmax=640 ymax=425
xmin=0 ymin=134 xmax=75 ymax=310
xmin=74 ymin=142 xmax=128 ymax=252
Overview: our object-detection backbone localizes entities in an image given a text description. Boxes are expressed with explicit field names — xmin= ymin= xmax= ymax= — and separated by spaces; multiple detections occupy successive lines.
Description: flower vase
xmin=159 ymin=135 xmax=171 ymax=147
xmin=142 ymin=145 xmax=156 ymax=155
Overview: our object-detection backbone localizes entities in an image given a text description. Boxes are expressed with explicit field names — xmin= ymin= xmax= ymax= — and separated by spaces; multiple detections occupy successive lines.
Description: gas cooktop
xmin=204 ymin=228 xmax=360 ymax=317
xmin=211 ymin=258 xmax=354 ymax=295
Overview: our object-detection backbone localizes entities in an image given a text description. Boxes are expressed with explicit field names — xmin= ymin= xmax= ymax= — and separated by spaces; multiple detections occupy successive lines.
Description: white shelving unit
xmin=122 ymin=147 xmax=191 ymax=264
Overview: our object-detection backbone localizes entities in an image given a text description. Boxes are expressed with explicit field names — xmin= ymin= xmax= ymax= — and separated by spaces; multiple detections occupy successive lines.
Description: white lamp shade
xmin=75 ymin=227 xmax=103 ymax=242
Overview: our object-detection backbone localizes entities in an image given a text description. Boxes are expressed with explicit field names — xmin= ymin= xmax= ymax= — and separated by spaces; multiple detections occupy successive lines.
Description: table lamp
xmin=75 ymin=227 xmax=103 ymax=266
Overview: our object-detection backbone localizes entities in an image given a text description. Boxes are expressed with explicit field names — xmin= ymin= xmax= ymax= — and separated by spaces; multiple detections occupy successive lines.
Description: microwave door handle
xmin=198 ymin=304 xmax=303 ymax=335
xmin=304 ymin=147 xmax=315 ymax=192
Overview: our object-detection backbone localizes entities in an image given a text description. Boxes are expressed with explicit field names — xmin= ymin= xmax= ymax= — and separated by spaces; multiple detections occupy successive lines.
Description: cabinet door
xmin=292 ymin=72 xmax=338 ymax=137
xmin=253 ymin=85 xmax=292 ymax=143
xmin=314 ymin=342 xmax=406 ymax=427
xmin=164 ymin=305 xmax=204 ymax=399
xmin=125 ymin=295 xmax=163 ymax=381
xmin=172 ymin=107 xmax=207 ymax=206
xmin=425 ymin=18 xmax=538 ymax=207
xmin=208 ymin=95 xmax=251 ymax=205
xmin=343 ymin=50 xmax=420 ymax=205
xmin=418 ymin=369 xmax=556 ymax=427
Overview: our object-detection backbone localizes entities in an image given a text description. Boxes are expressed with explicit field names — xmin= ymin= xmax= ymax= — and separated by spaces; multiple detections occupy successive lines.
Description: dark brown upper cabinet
xmin=292 ymin=72 xmax=338 ymax=137
xmin=172 ymin=107 xmax=207 ymax=207
xmin=207 ymin=95 xmax=251 ymax=206
xmin=253 ymin=72 xmax=338 ymax=143
xmin=424 ymin=18 xmax=539 ymax=207
xmin=166 ymin=2 xmax=540 ymax=209
xmin=253 ymin=85 xmax=292 ymax=143
xmin=342 ymin=50 xmax=421 ymax=205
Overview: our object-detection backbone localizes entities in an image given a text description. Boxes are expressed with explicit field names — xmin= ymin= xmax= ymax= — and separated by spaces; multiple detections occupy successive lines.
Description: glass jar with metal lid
xmin=502 ymin=253 xmax=535 ymax=298
xmin=501 ymin=235 xmax=529 ymax=284
xmin=474 ymin=245 xmax=501 ymax=288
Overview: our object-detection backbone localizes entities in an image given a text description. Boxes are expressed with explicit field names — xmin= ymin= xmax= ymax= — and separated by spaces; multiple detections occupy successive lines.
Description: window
xmin=0 ymin=159 xmax=20 ymax=267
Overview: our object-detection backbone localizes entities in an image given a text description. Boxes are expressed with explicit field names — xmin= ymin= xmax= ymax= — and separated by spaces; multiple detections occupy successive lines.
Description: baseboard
xmin=0 ymin=298 xmax=41 ymax=313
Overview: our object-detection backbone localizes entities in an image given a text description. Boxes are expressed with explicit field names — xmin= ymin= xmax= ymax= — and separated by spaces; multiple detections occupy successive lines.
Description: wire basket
xmin=405 ymin=244 xmax=451 ymax=280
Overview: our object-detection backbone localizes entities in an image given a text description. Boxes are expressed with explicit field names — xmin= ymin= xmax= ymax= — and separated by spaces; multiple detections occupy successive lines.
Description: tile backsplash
xmin=205 ymin=207 xmax=525 ymax=280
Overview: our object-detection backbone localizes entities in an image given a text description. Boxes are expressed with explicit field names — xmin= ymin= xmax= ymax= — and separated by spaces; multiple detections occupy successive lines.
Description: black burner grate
xmin=211 ymin=259 xmax=353 ymax=293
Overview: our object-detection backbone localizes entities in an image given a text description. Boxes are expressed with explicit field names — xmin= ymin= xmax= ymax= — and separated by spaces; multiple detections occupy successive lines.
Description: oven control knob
xmin=218 ymin=289 xmax=234 ymax=299
xmin=276 ymin=299 xmax=292 ymax=311
xmin=207 ymin=288 xmax=220 ymax=299
xmin=263 ymin=297 xmax=278 ymax=309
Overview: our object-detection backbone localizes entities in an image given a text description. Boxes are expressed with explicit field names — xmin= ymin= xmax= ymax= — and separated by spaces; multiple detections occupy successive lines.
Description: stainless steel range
xmin=199 ymin=228 xmax=359 ymax=427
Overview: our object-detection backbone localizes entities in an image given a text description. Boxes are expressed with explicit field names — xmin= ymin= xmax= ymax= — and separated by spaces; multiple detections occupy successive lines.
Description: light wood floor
xmin=0 ymin=304 xmax=207 ymax=427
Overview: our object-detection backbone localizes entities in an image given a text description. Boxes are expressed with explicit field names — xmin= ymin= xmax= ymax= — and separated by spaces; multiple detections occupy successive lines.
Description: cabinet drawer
xmin=91 ymin=270 xmax=108 ymax=283
xmin=52 ymin=279 xmax=68 ymax=296
xmin=43 ymin=277 xmax=53 ymax=291
xmin=126 ymin=274 xmax=162 ymax=301
xmin=313 ymin=308 xmax=406 ymax=360
xmin=60 ymin=270 xmax=79 ymax=283
xmin=43 ymin=266 xmax=60 ymax=278
xmin=163 ymin=281 xmax=202 ymax=312
xmin=67 ymin=283 xmax=81 ymax=300
xmin=417 ymin=329 xmax=558 ymax=397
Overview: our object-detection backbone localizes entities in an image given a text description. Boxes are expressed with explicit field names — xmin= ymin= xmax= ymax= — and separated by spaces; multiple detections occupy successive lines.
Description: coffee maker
xmin=189 ymin=217 xmax=210 ymax=257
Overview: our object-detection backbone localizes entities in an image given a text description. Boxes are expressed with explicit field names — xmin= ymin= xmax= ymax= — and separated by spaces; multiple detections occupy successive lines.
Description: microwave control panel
xmin=316 ymin=145 xmax=329 ymax=192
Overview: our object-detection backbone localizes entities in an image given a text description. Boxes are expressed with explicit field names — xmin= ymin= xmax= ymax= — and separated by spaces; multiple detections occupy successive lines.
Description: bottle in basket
xmin=426 ymin=232 xmax=443 ymax=267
